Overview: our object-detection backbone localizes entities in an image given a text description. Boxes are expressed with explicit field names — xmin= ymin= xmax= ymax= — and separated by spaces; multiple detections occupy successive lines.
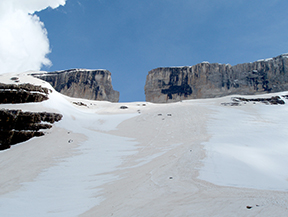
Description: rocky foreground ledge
xmin=0 ymin=80 xmax=62 ymax=151
xmin=32 ymin=69 xmax=120 ymax=102
xmin=0 ymin=83 xmax=50 ymax=104
xmin=0 ymin=109 xmax=62 ymax=151
xmin=145 ymin=54 xmax=288 ymax=103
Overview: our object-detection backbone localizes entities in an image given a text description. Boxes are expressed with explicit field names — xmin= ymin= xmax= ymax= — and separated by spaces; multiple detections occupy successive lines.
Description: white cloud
xmin=0 ymin=0 xmax=66 ymax=74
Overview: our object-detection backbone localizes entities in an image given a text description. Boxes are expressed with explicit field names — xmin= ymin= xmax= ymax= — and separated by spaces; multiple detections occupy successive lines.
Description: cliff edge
xmin=33 ymin=69 xmax=119 ymax=102
xmin=145 ymin=54 xmax=288 ymax=103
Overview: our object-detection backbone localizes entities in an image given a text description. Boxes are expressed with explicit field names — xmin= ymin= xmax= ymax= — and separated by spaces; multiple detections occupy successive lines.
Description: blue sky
xmin=36 ymin=0 xmax=288 ymax=102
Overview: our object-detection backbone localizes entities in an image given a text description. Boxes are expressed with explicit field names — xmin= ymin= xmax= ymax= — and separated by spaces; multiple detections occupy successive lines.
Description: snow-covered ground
xmin=199 ymin=101 xmax=288 ymax=191
xmin=1 ymin=72 xmax=288 ymax=216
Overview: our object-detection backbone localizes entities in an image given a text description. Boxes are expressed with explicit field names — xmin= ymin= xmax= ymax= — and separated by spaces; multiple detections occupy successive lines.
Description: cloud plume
xmin=0 ymin=0 xmax=66 ymax=74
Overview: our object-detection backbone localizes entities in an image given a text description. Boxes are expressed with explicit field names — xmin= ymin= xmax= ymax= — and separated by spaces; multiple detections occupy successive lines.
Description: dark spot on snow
xmin=120 ymin=106 xmax=128 ymax=109
xmin=10 ymin=77 xmax=19 ymax=81
xmin=169 ymin=177 xmax=173 ymax=179
xmin=221 ymin=102 xmax=240 ymax=106
xmin=246 ymin=206 xmax=252 ymax=209
xmin=73 ymin=102 xmax=87 ymax=107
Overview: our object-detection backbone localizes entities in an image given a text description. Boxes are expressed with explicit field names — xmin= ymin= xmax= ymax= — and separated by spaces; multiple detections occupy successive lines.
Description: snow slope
xmin=199 ymin=101 xmax=288 ymax=191
xmin=1 ymin=72 xmax=288 ymax=216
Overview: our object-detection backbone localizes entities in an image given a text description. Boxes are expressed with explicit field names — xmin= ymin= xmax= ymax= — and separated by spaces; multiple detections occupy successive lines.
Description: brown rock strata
xmin=0 ymin=83 xmax=50 ymax=104
xmin=0 ymin=109 xmax=63 ymax=151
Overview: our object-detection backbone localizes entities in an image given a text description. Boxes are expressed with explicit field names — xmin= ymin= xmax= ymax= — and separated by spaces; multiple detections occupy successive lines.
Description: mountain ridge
xmin=145 ymin=54 xmax=288 ymax=103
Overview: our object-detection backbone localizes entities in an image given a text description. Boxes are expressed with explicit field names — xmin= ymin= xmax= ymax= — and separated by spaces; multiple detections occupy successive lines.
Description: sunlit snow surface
xmin=198 ymin=101 xmax=288 ymax=191
xmin=0 ymin=90 xmax=138 ymax=217
xmin=0 ymin=133 xmax=137 ymax=217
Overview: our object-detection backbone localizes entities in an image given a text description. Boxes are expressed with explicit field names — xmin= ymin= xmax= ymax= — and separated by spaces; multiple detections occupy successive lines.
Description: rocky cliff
xmin=0 ymin=109 xmax=62 ymax=151
xmin=0 ymin=80 xmax=62 ymax=150
xmin=145 ymin=54 xmax=288 ymax=103
xmin=0 ymin=83 xmax=50 ymax=104
xmin=33 ymin=69 xmax=119 ymax=102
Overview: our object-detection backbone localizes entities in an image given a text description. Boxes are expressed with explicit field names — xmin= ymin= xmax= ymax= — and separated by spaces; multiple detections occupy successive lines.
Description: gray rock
xmin=32 ymin=69 xmax=119 ymax=102
xmin=145 ymin=54 xmax=288 ymax=103
xmin=221 ymin=96 xmax=285 ymax=106
xmin=0 ymin=83 xmax=50 ymax=104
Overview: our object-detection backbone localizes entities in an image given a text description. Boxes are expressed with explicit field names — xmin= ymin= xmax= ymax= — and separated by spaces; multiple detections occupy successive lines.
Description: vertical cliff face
xmin=145 ymin=54 xmax=288 ymax=103
xmin=33 ymin=69 xmax=120 ymax=102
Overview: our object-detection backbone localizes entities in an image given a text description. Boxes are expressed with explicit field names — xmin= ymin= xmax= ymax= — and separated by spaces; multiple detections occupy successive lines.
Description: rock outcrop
xmin=145 ymin=54 xmax=288 ymax=103
xmin=0 ymin=83 xmax=50 ymax=104
xmin=0 ymin=82 xmax=62 ymax=150
xmin=0 ymin=109 xmax=63 ymax=151
xmin=32 ymin=69 xmax=119 ymax=102
xmin=221 ymin=96 xmax=285 ymax=106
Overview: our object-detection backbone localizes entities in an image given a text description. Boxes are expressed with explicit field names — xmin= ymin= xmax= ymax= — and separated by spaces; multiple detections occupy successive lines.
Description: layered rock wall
xmin=0 ymin=83 xmax=50 ymax=104
xmin=145 ymin=54 xmax=288 ymax=103
xmin=33 ymin=69 xmax=119 ymax=102
xmin=0 ymin=109 xmax=62 ymax=150
xmin=0 ymin=81 xmax=62 ymax=150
